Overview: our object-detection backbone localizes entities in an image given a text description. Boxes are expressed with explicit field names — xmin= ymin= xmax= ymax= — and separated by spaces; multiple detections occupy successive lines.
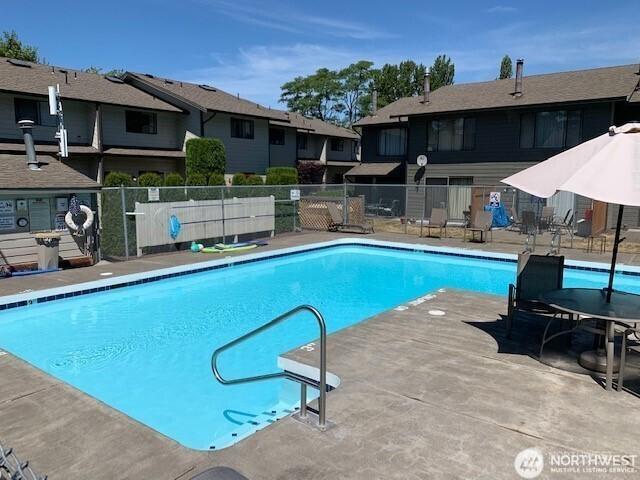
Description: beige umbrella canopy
xmin=502 ymin=122 xmax=640 ymax=301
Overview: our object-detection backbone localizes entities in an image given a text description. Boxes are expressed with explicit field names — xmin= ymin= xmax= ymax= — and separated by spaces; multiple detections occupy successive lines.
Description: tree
xmin=499 ymin=55 xmax=513 ymax=79
xmin=84 ymin=66 xmax=125 ymax=77
xmin=429 ymin=55 xmax=455 ymax=90
xmin=337 ymin=60 xmax=374 ymax=126
xmin=0 ymin=31 xmax=39 ymax=63
xmin=280 ymin=68 xmax=342 ymax=121
xmin=371 ymin=60 xmax=427 ymax=109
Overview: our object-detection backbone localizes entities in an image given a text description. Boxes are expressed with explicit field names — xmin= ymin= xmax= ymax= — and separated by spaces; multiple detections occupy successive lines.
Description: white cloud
xmin=199 ymin=0 xmax=396 ymax=40
xmin=175 ymin=44 xmax=400 ymax=107
xmin=487 ymin=5 xmax=518 ymax=14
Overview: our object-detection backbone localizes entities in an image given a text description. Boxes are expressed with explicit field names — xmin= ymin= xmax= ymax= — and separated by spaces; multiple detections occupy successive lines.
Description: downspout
xmin=18 ymin=120 xmax=39 ymax=170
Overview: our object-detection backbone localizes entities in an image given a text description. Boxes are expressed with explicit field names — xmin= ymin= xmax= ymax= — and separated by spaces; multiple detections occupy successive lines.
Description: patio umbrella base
xmin=579 ymin=349 xmax=620 ymax=373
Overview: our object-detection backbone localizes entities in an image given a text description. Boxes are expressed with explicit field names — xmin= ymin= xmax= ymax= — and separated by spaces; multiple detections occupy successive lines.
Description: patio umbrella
xmin=501 ymin=122 xmax=640 ymax=302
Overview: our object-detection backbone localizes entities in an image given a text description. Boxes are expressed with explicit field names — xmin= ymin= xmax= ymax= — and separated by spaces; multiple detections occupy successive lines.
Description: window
xmin=520 ymin=110 xmax=582 ymax=149
xmin=230 ymin=118 xmax=254 ymax=139
xmin=269 ymin=127 xmax=285 ymax=145
xmin=377 ymin=128 xmax=407 ymax=156
xmin=125 ymin=110 xmax=157 ymax=134
xmin=427 ymin=117 xmax=475 ymax=152
xmin=330 ymin=138 xmax=344 ymax=152
xmin=297 ymin=133 xmax=308 ymax=150
xmin=14 ymin=98 xmax=56 ymax=126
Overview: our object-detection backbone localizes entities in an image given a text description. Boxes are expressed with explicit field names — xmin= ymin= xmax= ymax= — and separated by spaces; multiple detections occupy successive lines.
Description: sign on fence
xmin=290 ymin=189 xmax=301 ymax=201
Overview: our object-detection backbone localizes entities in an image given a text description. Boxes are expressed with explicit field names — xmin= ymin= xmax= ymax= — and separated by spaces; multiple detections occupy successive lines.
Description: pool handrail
xmin=211 ymin=304 xmax=327 ymax=428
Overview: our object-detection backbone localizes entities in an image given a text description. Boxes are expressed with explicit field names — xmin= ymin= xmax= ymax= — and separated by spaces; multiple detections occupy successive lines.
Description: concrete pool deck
xmin=0 ymin=233 xmax=639 ymax=479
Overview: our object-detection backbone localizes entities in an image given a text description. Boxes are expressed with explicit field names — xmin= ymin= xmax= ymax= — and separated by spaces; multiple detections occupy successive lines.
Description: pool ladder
xmin=211 ymin=305 xmax=330 ymax=430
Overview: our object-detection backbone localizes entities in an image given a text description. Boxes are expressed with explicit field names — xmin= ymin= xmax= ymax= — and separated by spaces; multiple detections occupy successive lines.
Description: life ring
xmin=65 ymin=205 xmax=94 ymax=233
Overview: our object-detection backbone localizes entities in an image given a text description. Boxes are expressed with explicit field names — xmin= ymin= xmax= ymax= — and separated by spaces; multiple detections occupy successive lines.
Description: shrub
xmin=138 ymin=172 xmax=163 ymax=187
xmin=164 ymin=173 xmax=184 ymax=186
xmin=185 ymin=138 xmax=226 ymax=177
xmin=297 ymin=162 xmax=325 ymax=184
xmin=185 ymin=173 xmax=208 ymax=186
xmin=266 ymin=167 xmax=298 ymax=185
xmin=245 ymin=175 xmax=264 ymax=185
xmin=103 ymin=171 xmax=134 ymax=187
xmin=208 ymin=173 xmax=226 ymax=186
xmin=232 ymin=173 xmax=248 ymax=185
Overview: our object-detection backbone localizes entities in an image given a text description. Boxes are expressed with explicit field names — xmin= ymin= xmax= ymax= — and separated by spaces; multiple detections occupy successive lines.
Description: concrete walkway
xmin=1 ymin=289 xmax=638 ymax=479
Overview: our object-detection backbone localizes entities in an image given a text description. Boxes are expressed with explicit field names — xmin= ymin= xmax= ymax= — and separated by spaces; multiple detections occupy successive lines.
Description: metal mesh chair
xmin=506 ymin=252 xmax=565 ymax=340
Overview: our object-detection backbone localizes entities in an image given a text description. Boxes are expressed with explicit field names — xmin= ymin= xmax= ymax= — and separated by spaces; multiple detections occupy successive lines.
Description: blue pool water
xmin=1 ymin=244 xmax=639 ymax=449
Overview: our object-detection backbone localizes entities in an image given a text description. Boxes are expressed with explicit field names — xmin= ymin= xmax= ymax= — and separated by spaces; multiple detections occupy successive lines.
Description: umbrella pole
xmin=606 ymin=204 xmax=625 ymax=303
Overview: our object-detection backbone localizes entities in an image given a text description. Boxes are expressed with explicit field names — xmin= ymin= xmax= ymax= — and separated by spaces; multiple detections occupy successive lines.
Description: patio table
xmin=539 ymin=288 xmax=640 ymax=391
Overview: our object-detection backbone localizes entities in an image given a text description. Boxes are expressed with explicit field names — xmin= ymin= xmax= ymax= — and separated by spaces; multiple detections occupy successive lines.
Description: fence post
xmin=421 ymin=185 xmax=427 ymax=238
xmin=120 ymin=185 xmax=129 ymax=261
xmin=221 ymin=186 xmax=226 ymax=244
xmin=343 ymin=182 xmax=348 ymax=224
xmin=404 ymin=184 xmax=409 ymax=234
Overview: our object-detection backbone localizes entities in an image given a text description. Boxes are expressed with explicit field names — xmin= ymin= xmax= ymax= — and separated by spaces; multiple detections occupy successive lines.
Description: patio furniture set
xmin=506 ymin=252 xmax=640 ymax=392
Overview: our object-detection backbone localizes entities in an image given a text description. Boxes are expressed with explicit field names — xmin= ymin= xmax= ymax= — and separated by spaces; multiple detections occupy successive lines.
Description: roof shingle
xmin=130 ymin=73 xmax=289 ymax=120
xmin=0 ymin=154 xmax=99 ymax=190
xmin=355 ymin=64 xmax=640 ymax=126
xmin=0 ymin=58 xmax=181 ymax=112
xmin=271 ymin=112 xmax=358 ymax=139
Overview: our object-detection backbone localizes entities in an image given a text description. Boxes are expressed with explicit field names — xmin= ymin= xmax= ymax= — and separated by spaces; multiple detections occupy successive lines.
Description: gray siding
xmin=204 ymin=112 xmax=269 ymax=174
xmin=407 ymin=102 xmax=612 ymax=167
xmin=326 ymin=137 xmax=356 ymax=161
xmin=298 ymin=134 xmax=325 ymax=160
xmin=0 ymin=92 xmax=94 ymax=144
xmin=269 ymin=126 xmax=296 ymax=167
xmin=103 ymin=156 xmax=181 ymax=177
xmin=101 ymin=105 xmax=183 ymax=149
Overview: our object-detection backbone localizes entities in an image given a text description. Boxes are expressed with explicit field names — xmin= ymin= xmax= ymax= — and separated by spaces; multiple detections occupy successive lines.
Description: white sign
xmin=148 ymin=188 xmax=160 ymax=202
xmin=417 ymin=154 xmax=428 ymax=167
xmin=55 ymin=213 xmax=67 ymax=231
xmin=0 ymin=216 xmax=15 ymax=231
xmin=489 ymin=191 xmax=501 ymax=207
xmin=56 ymin=197 xmax=68 ymax=212
xmin=28 ymin=198 xmax=51 ymax=231
xmin=0 ymin=200 xmax=14 ymax=214
xmin=290 ymin=189 xmax=301 ymax=201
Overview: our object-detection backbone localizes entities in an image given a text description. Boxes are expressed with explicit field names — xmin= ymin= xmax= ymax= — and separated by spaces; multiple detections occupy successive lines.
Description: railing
xmin=211 ymin=304 xmax=328 ymax=428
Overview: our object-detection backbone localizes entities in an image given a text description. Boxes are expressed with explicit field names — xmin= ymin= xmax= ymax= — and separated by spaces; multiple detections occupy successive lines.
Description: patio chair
xmin=617 ymin=324 xmax=640 ymax=392
xmin=508 ymin=207 xmax=522 ymax=231
xmin=326 ymin=202 xmax=374 ymax=234
xmin=506 ymin=252 xmax=564 ymax=340
xmin=539 ymin=206 xmax=555 ymax=231
xmin=463 ymin=210 xmax=493 ymax=242
xmin=422 ymin=208 xmax=447 ymax=238
xmin=521 ymin=210 xmax=537 ymax=235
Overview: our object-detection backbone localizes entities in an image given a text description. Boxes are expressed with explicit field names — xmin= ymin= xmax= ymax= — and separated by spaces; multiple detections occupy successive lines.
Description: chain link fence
xmin=98 ymin=184 xmax=640 ymax=260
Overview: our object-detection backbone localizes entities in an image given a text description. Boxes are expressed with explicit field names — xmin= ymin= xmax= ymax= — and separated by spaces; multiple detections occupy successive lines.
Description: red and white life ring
xmin=65 ymin=205 xmax=94 ymax=233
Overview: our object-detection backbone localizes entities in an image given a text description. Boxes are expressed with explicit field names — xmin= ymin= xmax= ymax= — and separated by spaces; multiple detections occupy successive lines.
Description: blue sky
xmin=3 ymin=0 xmax=638 ymax=108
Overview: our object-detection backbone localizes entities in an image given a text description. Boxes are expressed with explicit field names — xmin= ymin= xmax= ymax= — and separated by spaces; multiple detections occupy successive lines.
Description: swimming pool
xmin=1 ymin=241 xmax=639 ymax=450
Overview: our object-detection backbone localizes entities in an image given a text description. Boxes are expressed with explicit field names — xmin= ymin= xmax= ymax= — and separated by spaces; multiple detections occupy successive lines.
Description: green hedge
xmin=266 ymin=167 xmax=298 ymax=185
xmin=208 ymin=173 xmax=225 ymax=186
xmin=103 ymin=172 xmax=134 ymax=187
xmin=232 ymin=173 xmax=248 ymax=186
xmin=164 ymin=172 xmax=184 ymax=186
xmin=185 ymin=173 xmax=208 ymax=186
xmin=138 ymin=172 xmax=163 ymax=187
xmin=186 ymin=137 xmax=225 ymax=177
